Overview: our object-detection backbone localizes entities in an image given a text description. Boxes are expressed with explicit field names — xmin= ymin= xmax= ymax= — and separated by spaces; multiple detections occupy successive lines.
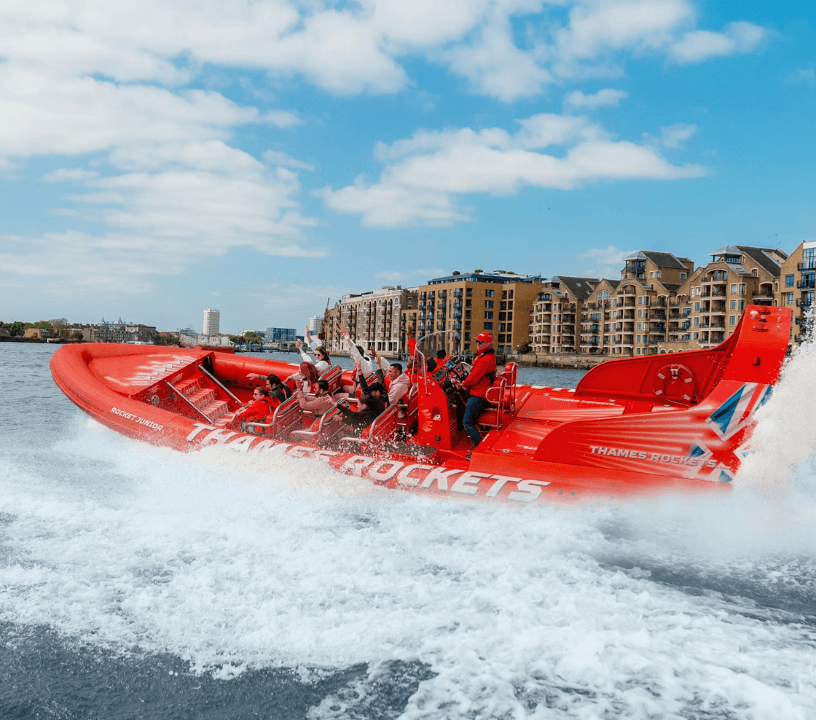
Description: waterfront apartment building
xmin=603 ymin=251 xmax=694 ymax=356
xmin=529 ymin=276 xmax=599 ymax=354
xmin=775 ymin=240 xmax=814 ymax=345
xmin=203 ymin=309 xmax=220 ymax=335
xmin=326 ymin=286 xmax=418 ymax=357
xmin=579 ymin=279 xmax=619 ymax=353
xmin=83 ymin=318 xmax=157 ymax=343
xmin=401 ymin=271 xmax=544 ymax=355
xmin=676 ymin=245 xmax=784 ymax=350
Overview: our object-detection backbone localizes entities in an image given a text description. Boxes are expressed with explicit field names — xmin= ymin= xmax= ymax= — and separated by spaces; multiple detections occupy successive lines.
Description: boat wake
xmin=3 ymin=341 xmax=816 ymax=717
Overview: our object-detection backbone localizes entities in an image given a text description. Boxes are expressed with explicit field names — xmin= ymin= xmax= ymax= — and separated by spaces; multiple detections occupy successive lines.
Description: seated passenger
xmin=229 ymin=387 xmax=273 ymax=430
xmin=427 ymin=349 xmax=448 ymax=373
xmin=296 ymin=379 xmax=334 ymax=430
xmin=296 ymin=338 xmax=331 ymax=374
xmin=371 ymin=350 xmax=411 ymax=406
xmin=288 ymin=361 xmax=320 ymax=394
xmin=265 ymin=374 xmax=292 ymax=406
xmin=331 ymin=392 xmax=384 ymax=435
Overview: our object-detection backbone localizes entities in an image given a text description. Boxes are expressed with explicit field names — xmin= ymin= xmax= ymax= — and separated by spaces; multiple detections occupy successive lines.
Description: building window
xmin=484 ymin=311 xmax=494 ymax=319
xmin=740 ymin=284 xmax=746 ymax=294
xmin=637 ymin=335 xmax=641 ymax=343
xmin=485 ymin=289 xmax=495 ymax=298
xmin=730 ymin=300 xmax=736 ymax=310
xmin=466 ymin=289 xmax=472 ymax=297
xmin=680 ymin=273 xmax=686 ymax=279
xmin=786 ymin=274 xmax=794 ymax=287
xmin=649 ymin=272 xmax=654 ymax=278
xmin=731 ymin=284 xmax=737 ymax=293
xmin=729 ymin=316 xmax=736 ymax=326
xmin=656 ymin=272 xmax=661 ymax=278
xmin=500 ymin=301 xmax=507 ymax=310
xmin=695 ymin=301 xmax=700 ymax=311
xmin=638 ymin=296 xmax=643 ymax=305
xmin=484 ymin=322 xmax=493 ymax=330
xmin=694 ymin=317 xmax=700 ymax=326
xmin=787 ymin=292 xmax=794 ymax=305
xmin=485 ymin=300 xmax=494 ymax=309
xmin=499 ymin=312 xmax=506 ymax=321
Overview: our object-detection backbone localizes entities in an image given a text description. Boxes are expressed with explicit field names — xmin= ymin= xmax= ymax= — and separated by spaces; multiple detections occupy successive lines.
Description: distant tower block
xmin=203 ymin=309 xmax=220 ymax=335
xmin=308 ymin=315 xmax=323 ymax=334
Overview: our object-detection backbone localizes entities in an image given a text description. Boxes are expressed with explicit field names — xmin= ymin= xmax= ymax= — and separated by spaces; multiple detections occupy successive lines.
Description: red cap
xmin=475 ymin=332 xmax=493 ymax=343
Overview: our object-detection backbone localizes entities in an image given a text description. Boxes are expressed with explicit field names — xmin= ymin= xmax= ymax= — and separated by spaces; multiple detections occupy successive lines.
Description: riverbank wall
xmin=505 ymin=353 xmax=608 ymax=370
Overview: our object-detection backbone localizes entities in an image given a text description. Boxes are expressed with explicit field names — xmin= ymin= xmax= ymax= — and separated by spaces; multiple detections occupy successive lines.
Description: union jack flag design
xmin=706 ymin=383 xmax=772 ymax=440
xmin=682 ymin=382 xmax=772 ymax=483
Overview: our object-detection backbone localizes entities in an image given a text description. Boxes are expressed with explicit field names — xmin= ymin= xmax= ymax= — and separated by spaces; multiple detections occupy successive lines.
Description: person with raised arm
xmin=337 ymin=323 xmax=389 ymax=374
xmin=296 ymin=337 xmax=331 ymax=374
xmin=367 ymin=347 xmax=410 ymax=406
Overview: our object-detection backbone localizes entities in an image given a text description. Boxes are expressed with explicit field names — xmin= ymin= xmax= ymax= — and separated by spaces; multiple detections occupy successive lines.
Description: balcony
xmin=797 ymin=298 xmax=813 ymax=308
xmin=797 ymin=262 xmax=816 ymax=271
xmin=797 ymin=278 xmax=816 ymax=290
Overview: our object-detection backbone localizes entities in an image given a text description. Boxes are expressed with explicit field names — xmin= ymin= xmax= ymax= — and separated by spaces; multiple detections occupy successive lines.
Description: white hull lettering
xmin=397 ymin=464 xmax=435 ymax=487
xmin=110 ymin=407 xmax=163 ymax=431
xmin=341 ymin=456 xmax=376 ymax=477
xmin=226 ymin=435 xmax=257 ymax=453
xmin=508 ymin=479 xmax=551 ymax=503
xmin=486 ymin=475 xmax=518 ymax=498
xmin=420 ymin=467 xmax=462 ymax=492
xmin=187 ymin=422 xmax=217 ymax=441
xmin=202 ymin=429 xmax=237 ymax=445
xmin=450 ymin=471 xmax=491 ymax=495
xmin=367 ymin=460 xmax=404 ymax=483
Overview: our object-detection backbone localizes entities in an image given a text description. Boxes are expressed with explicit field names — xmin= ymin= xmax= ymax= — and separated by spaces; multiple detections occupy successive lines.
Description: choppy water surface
xmin=1 ymin=343 xmax=815 ymax=719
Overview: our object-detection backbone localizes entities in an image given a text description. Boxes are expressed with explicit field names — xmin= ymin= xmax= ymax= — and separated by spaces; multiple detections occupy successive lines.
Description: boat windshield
xmin=416 ymin=330 xmax=459 ymax=361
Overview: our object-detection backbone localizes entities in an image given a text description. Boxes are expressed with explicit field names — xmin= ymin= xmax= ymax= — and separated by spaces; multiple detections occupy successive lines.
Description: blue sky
xmin=1 ymin=0 xmax=814 ymax=334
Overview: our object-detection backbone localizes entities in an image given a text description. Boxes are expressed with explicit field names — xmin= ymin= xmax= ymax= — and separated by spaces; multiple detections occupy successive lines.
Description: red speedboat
xmin=50 ymin=306 xmax=791 ymax=503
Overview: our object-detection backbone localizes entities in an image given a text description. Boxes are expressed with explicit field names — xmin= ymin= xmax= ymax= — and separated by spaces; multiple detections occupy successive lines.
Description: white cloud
xmin=0 ymin=0 xmax=770 ymax=296
xmin=443 ymin=10 xmax=552 ymax=101
xmin=656 ymin=122 xmax=697 ymax=148
xmin=670 ymin=21 xmax=766 ymax=64
xmin=579 ymin=245 xmax=633 ymax=278
xmin=554 ymin=0 xmax=696 ymax=63
xmin=376 ymin=268 xmax=446 ymax=283
xmin=320 ymin=114 xmax=705 ymax=228
xmin=564 ymin=88 xmax=629 ymax=109
xmin=263 ymin=151 xmax=315 ymax=171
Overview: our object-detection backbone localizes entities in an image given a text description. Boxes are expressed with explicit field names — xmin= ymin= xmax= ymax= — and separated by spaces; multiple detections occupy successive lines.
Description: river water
xmin=1 ymin=343 xmax=815 ymax=719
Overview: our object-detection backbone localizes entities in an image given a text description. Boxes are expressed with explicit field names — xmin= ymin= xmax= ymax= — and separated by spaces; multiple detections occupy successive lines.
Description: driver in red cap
xmin=460 ymin=331 xmax=497 ymax=449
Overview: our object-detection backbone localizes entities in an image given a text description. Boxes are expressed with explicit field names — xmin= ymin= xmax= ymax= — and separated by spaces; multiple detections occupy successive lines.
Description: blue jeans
xmin=463 ymin=395 xmax=488 ymax=447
